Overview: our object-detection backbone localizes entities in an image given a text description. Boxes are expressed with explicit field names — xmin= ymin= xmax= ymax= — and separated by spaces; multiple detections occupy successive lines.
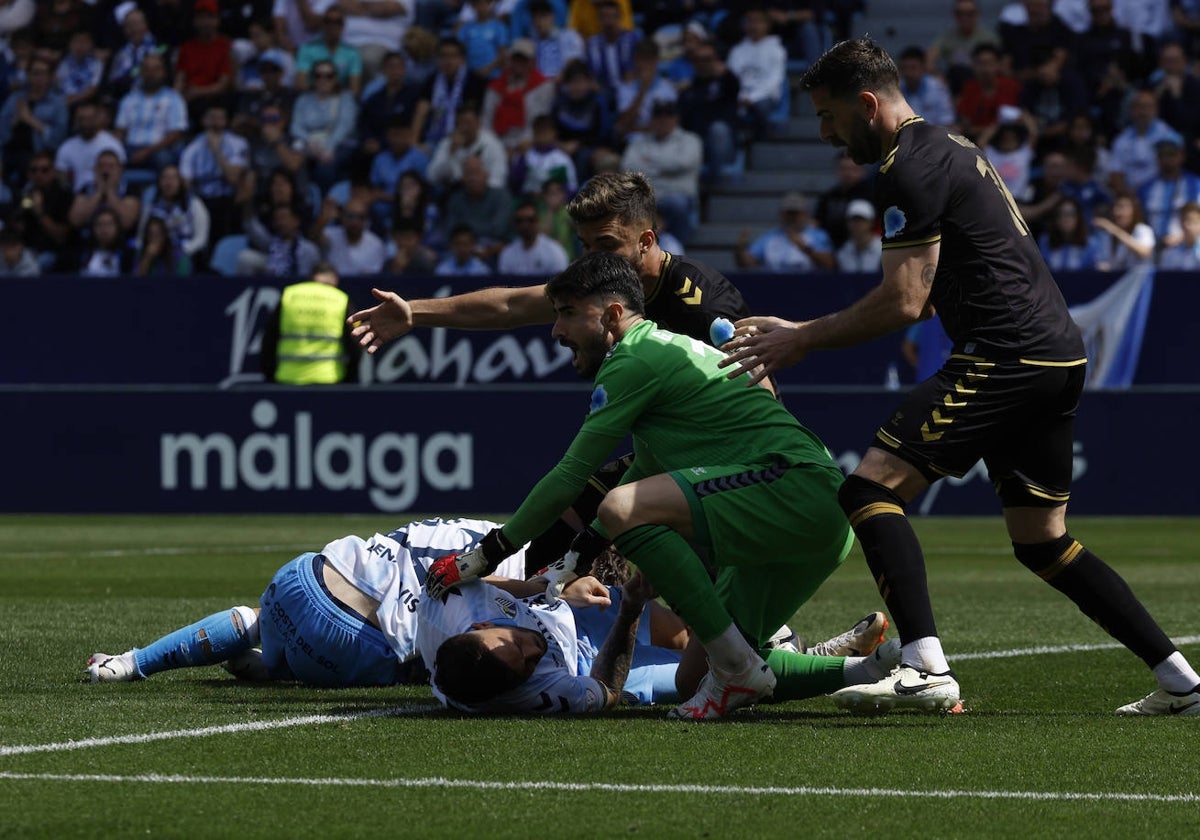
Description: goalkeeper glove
xmin=425 ymin=528 xmax=518 ymax=599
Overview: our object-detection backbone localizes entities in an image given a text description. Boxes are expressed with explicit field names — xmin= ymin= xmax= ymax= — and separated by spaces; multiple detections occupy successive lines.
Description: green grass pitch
xmin=1 ymin=514 xmax=1197 ymax=838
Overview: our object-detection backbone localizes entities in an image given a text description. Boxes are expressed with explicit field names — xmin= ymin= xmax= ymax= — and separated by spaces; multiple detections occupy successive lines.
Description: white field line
xmin=0 ymin=706 xmax=436 ymax=757
xmin=951 ymin=634 xmax=1200 ymax=661
xmin=0 ymin=545 xmax=310 ymax=561
xmin=0 ymin=772 xmax=1196 ymax=804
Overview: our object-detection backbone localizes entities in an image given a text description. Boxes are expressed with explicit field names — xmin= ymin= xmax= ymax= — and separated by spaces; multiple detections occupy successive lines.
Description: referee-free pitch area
xmin=1 ymin=514 xmax=1197 ymax=838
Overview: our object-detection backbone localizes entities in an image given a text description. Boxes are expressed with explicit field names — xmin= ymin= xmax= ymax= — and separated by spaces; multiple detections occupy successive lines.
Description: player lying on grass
xmin=87 ymin=515 xmax=892 ymax=709
xmin=422 ymin=252 xmax=881 ymax=719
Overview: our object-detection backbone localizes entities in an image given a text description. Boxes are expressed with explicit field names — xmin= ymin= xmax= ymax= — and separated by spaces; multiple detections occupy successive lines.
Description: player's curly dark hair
xmin=434 ymin=632 xmax=525 ymax=705
xmin=545 ymin=251 xmax=646 ymax=314
xmin=800 ymin=37 xmax=901 ymax=101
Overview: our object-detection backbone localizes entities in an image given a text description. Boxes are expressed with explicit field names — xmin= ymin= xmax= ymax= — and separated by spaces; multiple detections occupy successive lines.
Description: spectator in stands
xmin=1109 ymin=90 xmax=1184 ymax=194
xmin=115 ymin=53 xmax=189 ymax=173
xmin=735 ymin=190 xmax=834 ymax=272
xmin=313 ymin=194 xmax=387 ymax=274
xmin=530 ymin=0 xmax=584 ymax=80
xmin=662 ymin=21 xmax=708 ymax=89
xmin=927 ymin=0 xmax=1000 ymax=95
xmin=235 ymin=19 xmax=298 ymax=94
xmin=568 ymin=0 xmax=633 ymax=41
xmin=536 ymin=174 xmax=577 ymax=258
xmin=242 ymin=103 xmax=309 ymax=207
xmin=727 ymin=6 xmax=787 ymax=141
xmin=1171 ymin=1 xmax=1200 ymax=60
xmin=106 ymin=8 xmax=160 ymax=100
xmin=427 ymin=101 xmax=508 ymax=190
xmin=483 ymin=38 xmax=555 ymax=151
xmin=1159 ymin=200 xmax=1200 ymax=268
xmin=291 ymin=59 xmax=359 ymax=190
xmin=765 ymin=1 xmax=827 ymax=70
xmin=835 ymin=199 xmax=882 ymax=273
xmin=1063 ymin=112 xmax=1113 ymax=187
xmin=55 ymin=102 xmax=126 ymax=194
xmin=897 ymin=45 xmax=956 ymax=128
xmin=621 ymin=100 xmax=702 ymax=244
xmin=551 ymin=58 xmax=612 ymax=179
xmin=998 ymin=0 xmax=1074 ymax=83
xmin=241 ymin=201 xmax=323 ymax=276
xmin=176 ymin=0 xmax=235 ymax=125
xmin=441 ymin=154 xmax=513 ymax=258
xmin=387 ymin=217 xmax=439 ymax=273
xmin=0 ymin=57 xmax=68 ymax=190
xmin=232 ymin=53 xmax=298 ymax=139
xmin=369 ymin=116 xmax=430 ymax=224
xmin=1038 ymin=196 xmax=1100 ymax=270
xmin=979 ymin=113 xmax=1039 ymax=201
xmin=296 ymin=5 xmax=364 ymax=97
xmin=496 ymin=196 xmax=569 ymax=274
xmin=412 ymin=37 xmax=488 ymax=147
xmin=1113 ymin=0 xmax=1172 ymax=77
xmin=814 ymin=149 xmax=873 ymax=250
xmin=510 ymin=114 xmax=577 ymax=196
xmin=3 ymin=28 xmax=33 ymax=97
xmin=138 ymin=0 xmax=193 ymax=48
xmin=180 ymin=105 xmax=249 ymax=249
xmin=78 ymin=207 xmax=135 ymax=276
xmin=55 ymin=29 xmax=103 ymax=109
xmin=677 ymin=39 xmax=740 ymax=184
xmin=342 ymin=0 xmax=414 ymax=80
xmin=1058 ymin=147 xmax=1113 ymax=224
xmin=401 ymin=24 xmax=440 ymax=86
xmin=32 ymin=0 xmax=91 ymax=60
xmin=134 ymin=215 xmax=193 ymax=276
xmin=1019 ymin=149 xmax=1070 ymax=235
xmin=261 ymin=262 xmax=360 ymax=384
xmin=435 ymin=222 xmax=492 ymax=274
xmin=14 ymin=151 xmax=72 ymax=270
xmin=1093 ymin=190 xmax=1156 ymax=270
xmin=1074 ymin=0 xmax=1139 ymax=96
xmin=273 ymin=0 xmax=339 ymax=53
xmin=392 ymin=169 xmax=440 ymax=246
xmin=1138 ymin=136 xmax=1200 ymax=241
xmin=459 ymin=0 xmax=510 ymax=81
xmin=359 ymin=51 xmax=423 ymax=156
xmin=612 ymin=39 xmax=675 ymax=143
xmin=1149 ymin=41 xmax=1200 ymax=168
xmin=1019 ymin=55 xmax=1088 ymax=157
xmin=68 ymin=150 xmax=141 ymax=238
xmin=585 ymin=0 xmax=638 ymax=94
xmin=139 ymin=163 xmax=212 ymax=268
xmin=956 ymin=42 xmax=1021 ymax=142
xmin=0 ymin=228 xmax=39 ymax=276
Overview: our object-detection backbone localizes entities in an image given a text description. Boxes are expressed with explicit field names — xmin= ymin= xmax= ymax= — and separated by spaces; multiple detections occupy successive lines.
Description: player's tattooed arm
xmin=588 ymin=573 xmax=650 ymax=708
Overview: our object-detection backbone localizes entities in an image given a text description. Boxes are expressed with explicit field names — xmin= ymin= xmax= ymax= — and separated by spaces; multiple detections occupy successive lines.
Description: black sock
xmin=1014 ymin=534 xmax=1177 ymax=668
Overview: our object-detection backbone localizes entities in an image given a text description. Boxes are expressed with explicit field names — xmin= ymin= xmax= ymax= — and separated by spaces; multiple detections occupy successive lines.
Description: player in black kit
xmin=347 ymin=171 xmax=751 ymax=356
xmin=720 ymin=38 xmax=1200 ymax=717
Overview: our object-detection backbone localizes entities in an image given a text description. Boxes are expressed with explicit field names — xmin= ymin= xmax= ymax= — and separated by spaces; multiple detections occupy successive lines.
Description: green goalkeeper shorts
xmin=669 ymin=459 xmax=854 ymax=646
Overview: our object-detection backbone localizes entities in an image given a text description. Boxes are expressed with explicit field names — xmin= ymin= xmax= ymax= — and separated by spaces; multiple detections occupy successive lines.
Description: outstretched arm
xmin=718 ymin=241 xmax=939 ymax=386
xmin=347 ymin=283 xmax=557 ymax=353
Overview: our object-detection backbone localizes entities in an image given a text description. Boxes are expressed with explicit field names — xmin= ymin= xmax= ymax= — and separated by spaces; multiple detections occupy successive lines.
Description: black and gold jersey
xmin=644 ymin=252 xmax=752 ymax=345
xmin=877 ymin=117 xmax=1085 ymax=363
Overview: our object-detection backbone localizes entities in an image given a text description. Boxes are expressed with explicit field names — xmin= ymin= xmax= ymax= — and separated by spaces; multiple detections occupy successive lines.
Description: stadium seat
xmin=210 ymin=234 xmax=248 ymax=277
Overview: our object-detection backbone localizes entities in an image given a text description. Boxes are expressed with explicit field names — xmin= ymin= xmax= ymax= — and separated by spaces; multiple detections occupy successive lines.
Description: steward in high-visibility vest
xmin=261 ymin=264 xmax=359 ymax=384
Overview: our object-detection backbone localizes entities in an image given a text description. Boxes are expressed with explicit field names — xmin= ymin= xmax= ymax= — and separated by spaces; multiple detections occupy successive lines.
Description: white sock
xmin=705 ymin=624 xmax=758 ymax=674
xmin=842 ymin=654 xmax=890 ymax=685
xmin=901 ymin=636 xmax=950 ymax=674
xmin=1154 ymin=652 xmax=1200 ymax=693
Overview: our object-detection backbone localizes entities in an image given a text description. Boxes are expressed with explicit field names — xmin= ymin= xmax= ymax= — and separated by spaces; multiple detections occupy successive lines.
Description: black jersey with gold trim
xmin=876 ymin=117 xmax=1085 ymax=362
xmin=643 ymin=252 xmax=752 ymax=345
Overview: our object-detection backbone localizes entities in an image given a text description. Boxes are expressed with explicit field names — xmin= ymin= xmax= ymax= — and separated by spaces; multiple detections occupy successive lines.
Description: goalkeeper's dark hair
xmin=800 ymin=38 xmax=901 ymax=102
xmin=434 ymin=633 xmax=526 ymax=705
xmin=546 ymin=251 xmax=645 ymax=315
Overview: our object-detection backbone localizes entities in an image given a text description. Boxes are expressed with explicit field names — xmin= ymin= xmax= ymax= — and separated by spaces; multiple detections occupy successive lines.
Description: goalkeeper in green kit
xmin=426 ymin=252 xmax=897 ymax=719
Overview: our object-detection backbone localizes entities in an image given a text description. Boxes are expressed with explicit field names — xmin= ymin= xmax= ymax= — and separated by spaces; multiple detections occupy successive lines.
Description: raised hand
xmin=347 ymin=287 xmax=416 ymax=353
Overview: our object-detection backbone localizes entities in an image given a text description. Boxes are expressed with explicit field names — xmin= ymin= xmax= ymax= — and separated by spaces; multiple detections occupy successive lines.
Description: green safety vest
xmin=274 ymin=281 xmax=350 ymax=384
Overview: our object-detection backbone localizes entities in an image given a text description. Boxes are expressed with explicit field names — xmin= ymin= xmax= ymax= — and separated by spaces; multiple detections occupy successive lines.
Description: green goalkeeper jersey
xmin=503 ymin=319 xmax=837 ymax=546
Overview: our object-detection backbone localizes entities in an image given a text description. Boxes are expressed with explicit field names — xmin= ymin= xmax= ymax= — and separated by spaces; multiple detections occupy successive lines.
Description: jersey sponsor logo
xmin=589 ymin=384 xmax=609 ymax=414
xmin=159 ymin=399 xmax=472 ymax=512
xmin=884 ymin=206 xmax=908 ymax=239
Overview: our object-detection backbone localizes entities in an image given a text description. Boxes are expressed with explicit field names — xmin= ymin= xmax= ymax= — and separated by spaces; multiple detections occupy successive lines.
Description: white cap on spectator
xmin=846 ymin=199 xmax=875 ymax=221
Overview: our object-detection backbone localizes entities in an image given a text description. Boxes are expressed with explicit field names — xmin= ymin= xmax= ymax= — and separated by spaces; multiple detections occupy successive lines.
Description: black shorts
xmin=873 ymin=354 xmax=1087 ymax=507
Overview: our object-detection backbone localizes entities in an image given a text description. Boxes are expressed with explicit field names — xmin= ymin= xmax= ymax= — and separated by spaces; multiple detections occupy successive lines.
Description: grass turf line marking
xmin=0 ymin=706 xmax=436 ymax=757
xmin=0 ymin=772 xmax=1196 ymax=804
xmin=954 ymin=635 xmax=1200 ymax=662
xmin=0 ymin=544 xmax=311 ymax=561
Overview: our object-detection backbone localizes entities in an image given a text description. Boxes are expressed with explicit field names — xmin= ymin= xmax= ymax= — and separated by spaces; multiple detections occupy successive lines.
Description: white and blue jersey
xmin=418 ymin=581 xmax=682 ymax=714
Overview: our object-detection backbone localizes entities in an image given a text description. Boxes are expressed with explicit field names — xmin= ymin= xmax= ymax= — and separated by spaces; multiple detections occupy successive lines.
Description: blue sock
xmin=134 ymin=606 xmax=257 ymax=677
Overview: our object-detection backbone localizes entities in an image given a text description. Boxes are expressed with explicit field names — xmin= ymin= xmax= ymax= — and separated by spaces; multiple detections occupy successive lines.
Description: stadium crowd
xmin=0 ymin=0 xmax=1198 ymax=278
